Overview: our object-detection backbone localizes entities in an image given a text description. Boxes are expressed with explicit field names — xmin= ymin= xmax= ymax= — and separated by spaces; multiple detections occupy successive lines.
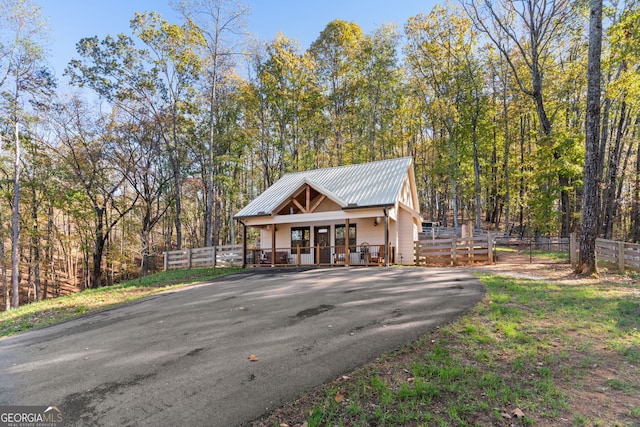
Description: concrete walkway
xmin=0 ymin=267 xmax=484 ymax=426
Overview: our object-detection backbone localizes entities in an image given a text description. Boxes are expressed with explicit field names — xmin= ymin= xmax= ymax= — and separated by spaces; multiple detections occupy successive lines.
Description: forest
xmin=0 ymin=0 xmax=638 ymax=308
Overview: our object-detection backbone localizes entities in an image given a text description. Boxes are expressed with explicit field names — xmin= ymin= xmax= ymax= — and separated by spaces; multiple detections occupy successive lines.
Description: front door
xmin=314 ymin=226 xmax=331 ymax=264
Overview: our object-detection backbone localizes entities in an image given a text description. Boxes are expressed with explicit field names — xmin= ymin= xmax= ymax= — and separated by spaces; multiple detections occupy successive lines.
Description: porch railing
xmin=246 ymin=244 xmax=389 ymax=267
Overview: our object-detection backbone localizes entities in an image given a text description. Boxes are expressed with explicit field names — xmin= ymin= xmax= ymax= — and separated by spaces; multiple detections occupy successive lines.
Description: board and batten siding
xmin=397 ymin=206 xmax=418 ymax=265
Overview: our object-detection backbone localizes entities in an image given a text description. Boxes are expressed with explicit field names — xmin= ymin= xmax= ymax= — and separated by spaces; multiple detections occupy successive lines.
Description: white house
xmin=234 ymin=157 xmax=422 ymax=267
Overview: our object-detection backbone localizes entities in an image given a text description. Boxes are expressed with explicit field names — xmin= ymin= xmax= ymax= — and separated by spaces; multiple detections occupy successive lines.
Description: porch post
xmin=383 ymin=208 xmax=390 ymax=266
xmin=241 ymin=221 xmax=247 ymax=268
xmin=271 ymin=224 xmax=276 ymax=266
xmin=345 ymin=218 xmax=350 ymax=266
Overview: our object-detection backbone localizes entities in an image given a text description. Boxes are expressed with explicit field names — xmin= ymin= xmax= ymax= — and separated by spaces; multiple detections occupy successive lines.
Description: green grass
xmin=495 ymin=246 xmax=570 ymax=262
xmin=529 ymin=249 xmax=570 ymax=262
xmin=0 ymin=267 xmax=241 ymax=337
xmin=268 ymin=272 xmax=640 ymax=426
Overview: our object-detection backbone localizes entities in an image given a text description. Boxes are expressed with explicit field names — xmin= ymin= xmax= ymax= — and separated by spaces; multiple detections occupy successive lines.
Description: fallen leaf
xmin=337 ymin=375 xmax=351 ymax=381
xmin=512 ymin=408 xmax=525 ymax=418
xmin=334 ymin=392 xmax=345 ymax=403
xmin=501 ymin=412 xmax=511 ymax=419
xmin=279 ymin=424 xmax=289 ymax=427
xmin=248 ymin=354 xmax=259 ymax=362
xmin=407 ymin=377 xmax=415 ymax=383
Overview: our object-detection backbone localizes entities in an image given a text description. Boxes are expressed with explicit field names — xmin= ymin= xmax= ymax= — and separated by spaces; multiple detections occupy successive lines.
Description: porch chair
xmin=369 ymin=244 xmax=385 ymax=265
xmin=359 ymin=242 xmax=370 ymax=264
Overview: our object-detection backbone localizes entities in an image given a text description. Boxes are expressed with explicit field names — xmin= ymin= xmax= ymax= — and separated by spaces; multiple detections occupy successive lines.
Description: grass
xmin=259 ymin=272 xmax=640 ymax=426
xmin=0 ymin=267 xmax=242 ymax=337
xmin=495 ymin=246 xmax=570 ymax=262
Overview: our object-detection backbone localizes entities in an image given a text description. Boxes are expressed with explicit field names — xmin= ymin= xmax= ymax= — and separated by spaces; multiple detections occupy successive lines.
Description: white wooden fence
xmin=163 ymin=245 xmax=243 ymax=270
xmin=569 ymin=234 xmax=640 ymax=272
xmin=414 ymin=235 xmax=494 ymax=266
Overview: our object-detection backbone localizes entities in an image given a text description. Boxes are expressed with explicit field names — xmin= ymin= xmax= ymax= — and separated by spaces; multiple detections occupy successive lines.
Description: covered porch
xmin=238 ymin=209 xmax=398 ymax=268
xmin=246 ymin=242 xmax=393 ymax=267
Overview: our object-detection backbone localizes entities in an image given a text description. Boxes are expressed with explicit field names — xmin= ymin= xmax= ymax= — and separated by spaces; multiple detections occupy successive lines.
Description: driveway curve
xmin=0 ymin=267 xmax=484 ymax=426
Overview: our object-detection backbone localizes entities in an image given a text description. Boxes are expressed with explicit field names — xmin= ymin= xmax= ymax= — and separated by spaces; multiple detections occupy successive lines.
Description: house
xmin=234 ymin=157 xmax=422 ymax=267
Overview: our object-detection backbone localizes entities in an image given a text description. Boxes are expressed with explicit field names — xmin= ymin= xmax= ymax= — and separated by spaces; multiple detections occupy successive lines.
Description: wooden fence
xmin=414 ymin=235 xmax=494 ymax=266
xmin=163 ymin=245 xmax=243 ymax=270
xmin=569 ymin=234 xmax=640 ymax=272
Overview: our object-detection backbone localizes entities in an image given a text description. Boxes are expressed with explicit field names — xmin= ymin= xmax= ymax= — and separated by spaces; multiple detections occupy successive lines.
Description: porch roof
xmin=235 ymin=157 xmax=414 ymax=219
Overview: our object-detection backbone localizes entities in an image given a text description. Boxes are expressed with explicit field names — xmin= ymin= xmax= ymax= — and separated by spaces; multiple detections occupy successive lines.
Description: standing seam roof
xmin=234 ymin=157 xmax=413 ymax=218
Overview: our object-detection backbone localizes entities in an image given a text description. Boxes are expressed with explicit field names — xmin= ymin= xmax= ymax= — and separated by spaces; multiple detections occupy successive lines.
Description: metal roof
xmin=235 ymin=157 xmax=414 ymax=218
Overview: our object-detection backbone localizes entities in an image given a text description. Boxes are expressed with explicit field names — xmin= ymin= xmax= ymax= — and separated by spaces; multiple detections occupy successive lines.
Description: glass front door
xmin=314 ymin=226 xmax=331 ymax=264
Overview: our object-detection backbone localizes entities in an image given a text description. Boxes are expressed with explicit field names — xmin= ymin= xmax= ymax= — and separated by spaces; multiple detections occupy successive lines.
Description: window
xmin=291 ymin=227 xmax=310 ymax=254
xmin=335 ymin=224 xmax=356 ymax=251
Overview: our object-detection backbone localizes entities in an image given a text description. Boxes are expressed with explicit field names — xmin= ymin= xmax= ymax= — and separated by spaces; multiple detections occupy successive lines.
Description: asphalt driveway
xmin=0 ymin=267 xmax=484 ymax=426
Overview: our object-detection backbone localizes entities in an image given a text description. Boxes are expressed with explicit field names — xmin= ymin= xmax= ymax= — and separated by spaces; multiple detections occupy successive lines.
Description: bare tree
xmin=0 ymin=0 xmax=52 ymax=308
xmin=173 ymin=0 xmax=248 ymax=248
xmin=113 ymin=108 xmax=173 ymax=276
xmin=51 ymin=99 xmax=139 ymax=287
xmin=463 ymin=0 xmax=576 ymax=236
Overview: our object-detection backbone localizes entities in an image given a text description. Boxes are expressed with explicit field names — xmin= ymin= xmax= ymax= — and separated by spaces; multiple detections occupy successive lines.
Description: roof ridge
xmin=284 ymin=156 xmax=412 ymax=177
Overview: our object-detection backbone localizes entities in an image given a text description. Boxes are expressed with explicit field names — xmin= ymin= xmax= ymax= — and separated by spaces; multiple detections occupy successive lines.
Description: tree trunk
xmin=140 ymin=199 xmax=152 ymax=277
xmin=602 ymin=100 xmax=628 ymax=239
xmin=1 ymin=225 xmax=7 ymax=310
xmin=519 ymin=116 xmax=526 ymax=237
xmin=43 ymin=203 xmax=54 ymax=300
xmin=471 ymin=117 xmax=482 ymax=230
xmin=577 ymin=0 xmax=603 ymax=275
xmin=31 ymin=191 xmax=41 ymax=301
xmin=92 ymin=207 xmax=106 ymax=288
xmin=631 ymin=126 xmax=640 ymax=242
xmin=11 ymin=121 xmax=21 ymax=309
xmin=448 ymin=133 xmax=460 ymax=231
xmin=205 ymin=73 xmax=217 ymax=248
xmin=172 ymin=157 xmax=183 ymax=251
xmin=502 ymin=66 xmax=511 ymax=235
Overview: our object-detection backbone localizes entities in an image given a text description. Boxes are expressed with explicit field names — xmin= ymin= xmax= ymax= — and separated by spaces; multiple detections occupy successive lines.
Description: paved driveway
xmin=0 ymin=267 xmax=483 ymax=426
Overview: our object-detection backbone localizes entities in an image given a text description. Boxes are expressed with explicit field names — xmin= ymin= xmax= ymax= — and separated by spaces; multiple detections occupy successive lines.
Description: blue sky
xmin=41 ymin=0 xmax=437 ymax=89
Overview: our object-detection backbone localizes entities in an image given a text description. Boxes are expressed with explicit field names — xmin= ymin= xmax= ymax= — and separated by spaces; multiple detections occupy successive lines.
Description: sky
xmin=40 ymin=0 xmax=438 ymax=91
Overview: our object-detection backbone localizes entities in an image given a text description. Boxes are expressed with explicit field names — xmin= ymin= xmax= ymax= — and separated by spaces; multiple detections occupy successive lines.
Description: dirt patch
xmin=465 ymin=252 xmax=637 ymax=285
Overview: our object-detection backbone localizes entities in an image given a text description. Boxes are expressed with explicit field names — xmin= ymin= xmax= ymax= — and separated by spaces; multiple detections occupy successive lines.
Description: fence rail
xmin=163 ymin=245 xmax=243 ymax=270
xmin=414 ymin=235 xmax=493 ymax=266
xmin=595 ymin=238 xmax=640 ymax=272
xmin=569 ymin=234 xmax=640 ymax=273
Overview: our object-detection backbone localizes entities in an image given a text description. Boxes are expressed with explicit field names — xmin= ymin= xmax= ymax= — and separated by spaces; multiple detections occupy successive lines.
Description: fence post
xmin=163 ymin=252 xmax=168 ymax=271
xmin=414 ymin=241 xmax=419 ymax=266
xmin=188 ymin=248 xmax=193 ymax=269
xmin=212 ymin=246 xmax=217 ymax=268
xmin=487 ymin=234 xmax=494 ymax=265
xmin=618 ymin=242 xmax=625 ymax=273
xmin=569 ymin=233 xmax=576 ymax=266
xmin=451 ymin=238 xmax=457 ymax=266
